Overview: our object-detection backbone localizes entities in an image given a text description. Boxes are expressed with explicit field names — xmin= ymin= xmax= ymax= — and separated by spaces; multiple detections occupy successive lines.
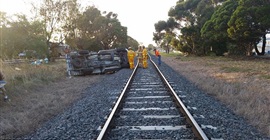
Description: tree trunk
xmin=247 ymin=43 xmax=253 ymax=56
xmin=261 ymin=34 xmax=266 ymax=55
xmin=165 ymin=45 xmax=170 ymax=54
xmin=46 ymin=40 xmax=51 ymax=62
xmin=254 ymin=42 xmax=260 ymax=55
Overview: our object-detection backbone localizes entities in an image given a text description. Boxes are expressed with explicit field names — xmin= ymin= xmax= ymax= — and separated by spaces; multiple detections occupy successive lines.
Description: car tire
xmin=71 ymin=58 xmax=83 ymax=68
xmin=79 ymin=50 xmax=89 ymax=55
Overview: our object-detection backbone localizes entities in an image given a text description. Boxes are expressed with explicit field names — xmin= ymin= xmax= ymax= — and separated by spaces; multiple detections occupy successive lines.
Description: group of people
xmin=127 ymin=45 xmax=147 ymax=69
xmin=127 ymin=45 xmax=161 ymax=69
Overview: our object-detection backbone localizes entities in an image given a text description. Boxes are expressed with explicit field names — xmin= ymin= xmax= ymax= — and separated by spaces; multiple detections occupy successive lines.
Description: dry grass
xmin=0 ymin=60 xmax=101 ymax=139
xmin=0 ymin=60 xmax=64 ymax=98
xmin=162 ymin=54 xmax=270 ymax=137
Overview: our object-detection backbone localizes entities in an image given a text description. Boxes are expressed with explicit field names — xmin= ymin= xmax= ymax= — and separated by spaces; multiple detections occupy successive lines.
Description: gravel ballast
xmin=23 ymin=57 xmax=269 ymax=140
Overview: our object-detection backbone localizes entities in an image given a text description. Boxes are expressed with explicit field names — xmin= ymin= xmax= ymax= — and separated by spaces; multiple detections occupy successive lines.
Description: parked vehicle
xmin=66 ymin=48 xmax=129 ymax=76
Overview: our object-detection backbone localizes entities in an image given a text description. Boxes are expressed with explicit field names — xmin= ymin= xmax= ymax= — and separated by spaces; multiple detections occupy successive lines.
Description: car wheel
xmin=71 ymin=58 xmax=83 ymax=68
xmin=79 ymin=50 xmax=89 ymax=55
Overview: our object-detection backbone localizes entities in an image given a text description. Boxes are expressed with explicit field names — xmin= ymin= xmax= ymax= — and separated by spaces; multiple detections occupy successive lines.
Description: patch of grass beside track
xmin=161 ymin=54 xmax=270 ymax=137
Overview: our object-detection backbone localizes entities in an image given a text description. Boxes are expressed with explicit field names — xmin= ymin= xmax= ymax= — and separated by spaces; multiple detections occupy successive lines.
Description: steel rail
xmin=97 ymin=54 xmax=208 ymax=140
xmin=96 ymin=62 xmax=139 ymax=140
xmin=149 ymin=54 xmax=209 ymax=140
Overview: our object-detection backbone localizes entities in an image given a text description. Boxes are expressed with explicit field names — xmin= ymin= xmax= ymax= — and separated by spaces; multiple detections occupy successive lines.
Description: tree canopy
xmin=0 ymin=0 xmax=135 ymax=60
xmin=154 ymin=0 xmax=270 ymax=56
xmin=0 ymin=12 xmax=47 ymax=59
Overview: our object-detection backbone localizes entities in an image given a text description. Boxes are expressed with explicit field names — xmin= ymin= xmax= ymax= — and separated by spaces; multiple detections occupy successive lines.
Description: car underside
xmin=66 ymin=48 xmax=129 ymax=76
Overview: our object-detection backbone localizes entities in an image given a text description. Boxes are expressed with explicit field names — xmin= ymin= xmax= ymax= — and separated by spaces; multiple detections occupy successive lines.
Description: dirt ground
xmin=0 ymin=75 xmax=102 ymax=139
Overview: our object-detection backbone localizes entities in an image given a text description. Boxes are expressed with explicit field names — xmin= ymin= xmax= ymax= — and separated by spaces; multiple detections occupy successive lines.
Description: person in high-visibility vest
xmin=154 ymin=48 xmax=161 ymax=65
xmin=127 ymin=47 xmax=136 ymax=69
xmin=137 ymin=46 xmax=143 ymax=67
xmin=142 ymin=46 xmax=148 ymax=68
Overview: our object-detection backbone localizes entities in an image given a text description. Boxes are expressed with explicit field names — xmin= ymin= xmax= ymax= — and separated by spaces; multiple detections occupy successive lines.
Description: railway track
xmin=97 ymin=55 xmax=209 ymax=140
xmin=21 ymin=55 xmax=267 ymax=140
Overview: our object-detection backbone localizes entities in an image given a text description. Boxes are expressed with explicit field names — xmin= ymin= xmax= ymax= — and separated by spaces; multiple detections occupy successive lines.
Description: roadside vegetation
xmin=161 ymin=53 xmax=270 ymax=137
xmin=0 ymin=60 xmax=101 ymax=139
xmin=0 ymin=60 xmax=65 ymax=92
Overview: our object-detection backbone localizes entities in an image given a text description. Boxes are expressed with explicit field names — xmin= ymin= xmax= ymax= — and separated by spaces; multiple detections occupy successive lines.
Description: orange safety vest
xmin=155 ymin=50 xmax=160 ymax=56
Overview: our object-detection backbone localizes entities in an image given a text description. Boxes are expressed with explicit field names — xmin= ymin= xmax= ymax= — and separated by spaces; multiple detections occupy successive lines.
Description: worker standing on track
xmin=154 ymin=48 xmax=161 ymax=66
xmin=137 ymin=46 xmax=143 ymax=67
xmin=127 ymin=47 xmax=136 ymax=69
xmin=142 ymin=46 xmax=148 ymax=68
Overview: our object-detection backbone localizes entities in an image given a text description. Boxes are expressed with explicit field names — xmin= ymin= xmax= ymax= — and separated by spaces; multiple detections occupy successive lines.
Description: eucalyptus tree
xmin=256 ymin=1 xmax=270 ymax=55
xmin=0 ymin=12 xmax=13 ymax=59
xmin=167 ymin=0 xmax=201 ymax=55
xmin=37 ymin=0 xmax=69 ymax=44
xmin=97 ymin=12 xmax=128 ymax=50
xmin=228 ymin=0 xmax=270 ymax=55
xmin=127 ymin=36 xmax=139 ymax=50
xmin=153 ymin=20 xmax=166 ymax=48
xmin=61 ymin=0 xmax=81 ymax=49
xmin=31 ymin=0 xmax=78 ymax=60
xmin=153 ymin=18 xmax=178 ymax=53
xmin=201 ymin=0 xmax=238 ymax=55
xmin=76 ymin=7 xmax=127 ymax=51
xmin=163 ymin=0 xmax=226 ymax=55
xmin=9 ymin=15 xmax=47 ymax=58
xmin=75 ymin=6 xmax=100 ymax=51
xmin=153 ymin=31 xmax=164 ymax=48
xmin=163 ymin=33 xmax=175 ymax=53
xmin=0 ymin=12 xmax=46 ymax=59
